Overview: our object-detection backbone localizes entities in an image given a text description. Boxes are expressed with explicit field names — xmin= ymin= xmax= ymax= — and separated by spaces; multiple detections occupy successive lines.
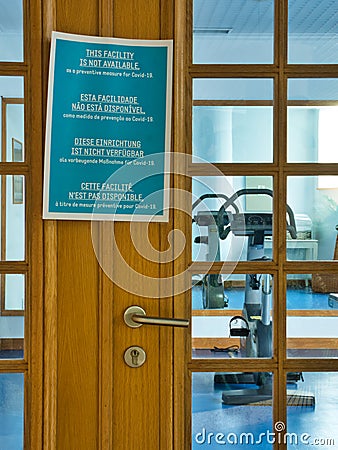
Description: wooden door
xmin=43 ymin=1 xmax=188 ymax=449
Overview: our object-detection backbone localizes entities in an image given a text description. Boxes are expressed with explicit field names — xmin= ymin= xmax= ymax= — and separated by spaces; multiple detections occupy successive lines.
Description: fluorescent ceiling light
xmin=193 ymin=27 xmax=233 ymax=34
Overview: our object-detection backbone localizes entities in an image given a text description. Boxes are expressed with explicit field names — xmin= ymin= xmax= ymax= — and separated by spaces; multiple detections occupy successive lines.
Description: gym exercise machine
xmin=193 ymin=188 xmax=314 ymax=406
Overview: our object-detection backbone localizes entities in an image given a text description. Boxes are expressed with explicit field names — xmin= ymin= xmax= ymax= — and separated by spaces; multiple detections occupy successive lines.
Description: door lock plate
xmin=124 ymin=346 xmax=146 ymax=368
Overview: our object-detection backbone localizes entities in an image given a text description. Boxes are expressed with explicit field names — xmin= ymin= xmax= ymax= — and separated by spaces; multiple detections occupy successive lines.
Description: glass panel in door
xmin=286 ymin=273 xmax=338 ymax=358
xmin=287 ymin=176 xmax=338 ymax=261
xmin=192 ymin=273 xmax=274 ymax=360
xmin=287 ymin=78 xmax=338 ymax=163
xmin=193 ymin=0 xmax=274 ymax=64
xmin=192 ymin=78 xmax=274 ymax=164
xmin=0 ymin=373 xmax=24 ymax=449
xmin=286 ymin=372 xmax=338 ymax=448
xmin=0 ymin=0 xmax=24 ymax=62
xmin=192 ymin=371 xmax=274 ymax=449
xmin=288 ymin=0 xmax=338 ymax=64
xmin=192 ymin=176 xmax=276 ymax=263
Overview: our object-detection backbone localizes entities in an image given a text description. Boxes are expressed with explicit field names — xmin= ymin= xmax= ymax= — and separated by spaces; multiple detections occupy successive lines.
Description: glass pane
xmin=193 ymin=79 xmax=273 ymax=163
xmin=286 ymin=176 xmax=338 ymax=261
xmin=0 ymin=77 xmax=25 ymax=163
xmin=287 ymin=79 xmax=338 ymax=163
xmin=0 ymin=175 xmax=25 ymax=261
xmin=192 ymin=372 xmax=273 ymax=449
xmin=288 ymin=0 xmax=338 ymax=64
xmin=287 ymin=274 xmax=338 ymax=358
xmin=0 ymin=0 xmax=24 ymax=62
xmin=192 ymin=176 xmax=274 ymax=262
xmin=6 ymin=105 xmax=25 ymax=162
xmin=287 ymin=372 xmax=338 ymax=448
xmin=0 ymin=312 xmax=24 ymax=359
xmin=192 ymin=273 xmax=274 ymax=360
xmin=0 ymin=176 xmax=26 ymax=261
xmin=193 ymin=0 xmax=274 ymax=64
xmin=3 ymin=274 xmax=25 ymax=310
xmin=0 ymin=373 xmax=24 ymax=449
xmin=194 ymin=79 xmax=274 ymax=101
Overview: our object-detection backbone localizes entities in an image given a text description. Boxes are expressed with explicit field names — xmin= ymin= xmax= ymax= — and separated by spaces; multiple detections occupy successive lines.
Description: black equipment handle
xmin=217 ymin=188 xmax=297 ymax=239
xmin=192 ymin=193 xmax=240 ymax=214
xmin=229 ymin=315 xmax=250 ymax=337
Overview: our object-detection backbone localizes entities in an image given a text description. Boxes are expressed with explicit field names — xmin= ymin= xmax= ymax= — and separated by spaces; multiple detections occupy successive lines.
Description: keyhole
xmin=131 ymin=349 xmax=140 ymax=365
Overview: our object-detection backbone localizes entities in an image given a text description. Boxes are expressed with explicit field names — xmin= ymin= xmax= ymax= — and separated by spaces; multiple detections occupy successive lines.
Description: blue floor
xmin=0 ymin=287 xmax=336 ymax=450
xmin=3 ymin=369 xmax=335 ymax=450
xmin=192 ymin=284 xmax=338 ymax=449
xmin=0 ymin=373 xmax=24 ymax=450
xmin=0 ymin=351 xmax=23 ymax=360
xmin=192 ymin=372 xmax=338 ymax=449
xmin=192 ymin=284 xmax=332 ymax=311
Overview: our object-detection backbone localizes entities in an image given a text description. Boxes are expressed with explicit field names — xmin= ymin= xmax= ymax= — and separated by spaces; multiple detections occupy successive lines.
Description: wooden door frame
xmin=0 ymin=0 xmax=44 ymax=447
xmin=172 ymin=0 xmax=190 ymax=448
xmin=27 ymin=0 xmax=44 ymax=447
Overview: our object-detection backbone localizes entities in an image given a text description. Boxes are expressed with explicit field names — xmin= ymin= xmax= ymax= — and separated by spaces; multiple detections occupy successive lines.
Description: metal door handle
xmin=124 ymin=306 xmax=189 ymax=328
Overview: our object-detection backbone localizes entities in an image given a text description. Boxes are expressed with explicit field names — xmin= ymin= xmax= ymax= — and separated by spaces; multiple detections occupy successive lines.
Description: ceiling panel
xmin=194 ymin=0 xmax=338 ymax=34
xmin=0 ymin=0 xmax=23 ymax=33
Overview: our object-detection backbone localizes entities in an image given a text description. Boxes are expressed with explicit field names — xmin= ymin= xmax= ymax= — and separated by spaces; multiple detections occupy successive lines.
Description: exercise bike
xmin=193 ymin=188 xmax=314 ymax=405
